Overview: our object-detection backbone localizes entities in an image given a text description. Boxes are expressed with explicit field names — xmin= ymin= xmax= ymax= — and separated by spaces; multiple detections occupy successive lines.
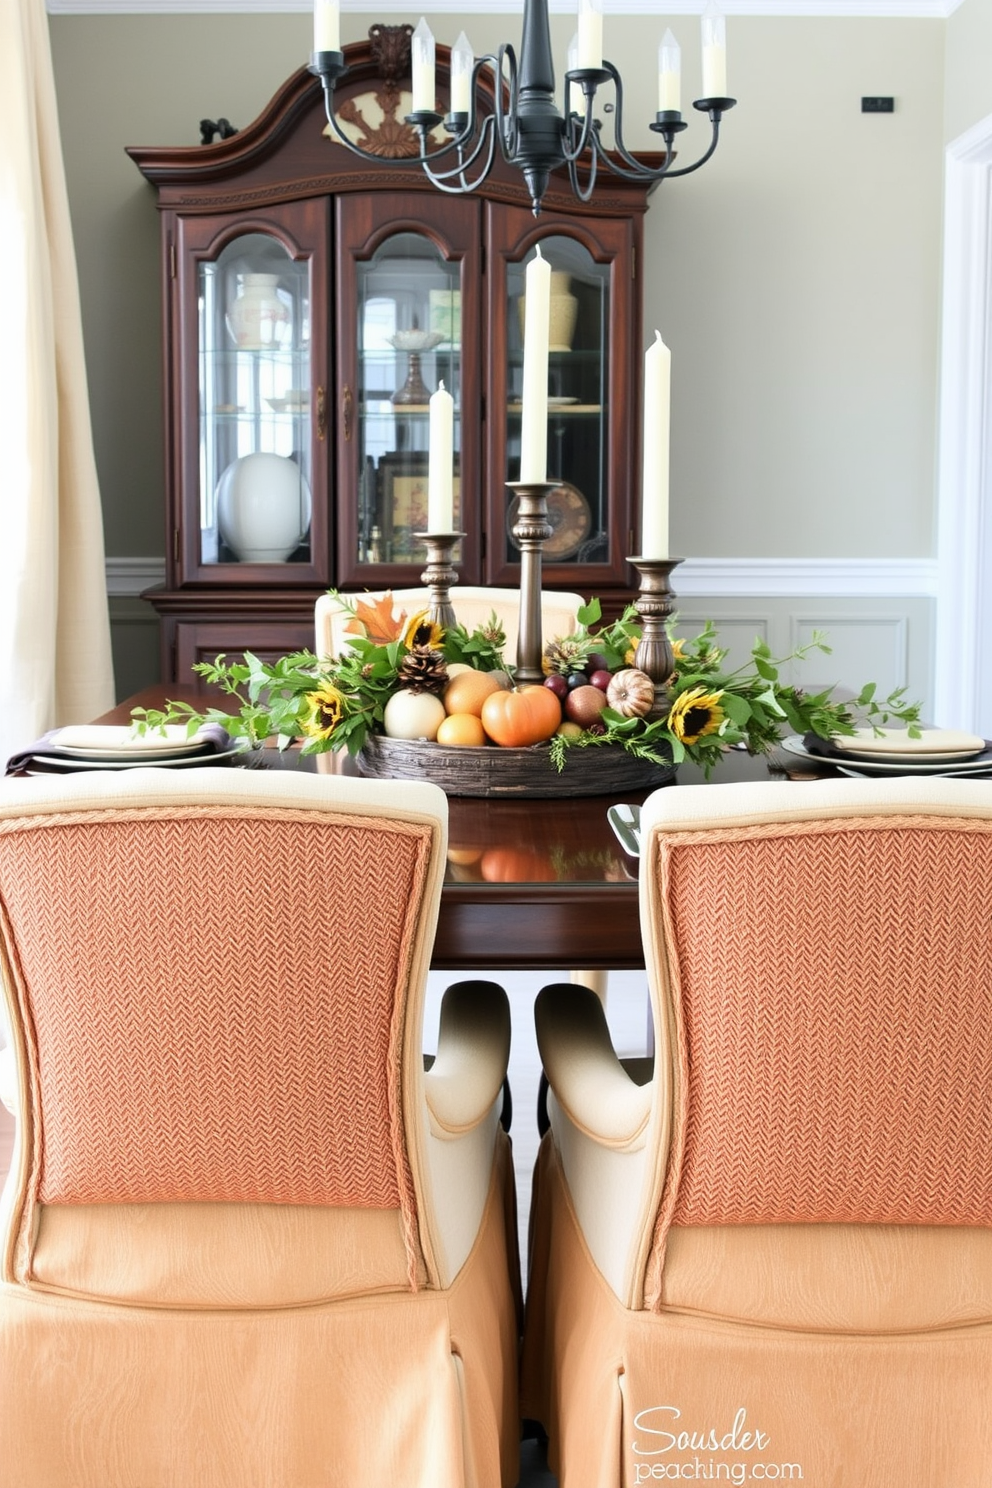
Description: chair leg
xmin=569 ymin=969 xmax=608 ymax=1004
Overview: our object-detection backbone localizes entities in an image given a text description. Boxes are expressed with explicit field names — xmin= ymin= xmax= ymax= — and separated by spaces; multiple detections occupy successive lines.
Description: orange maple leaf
xmin=343 ymin=592 xmax=408 ymax=644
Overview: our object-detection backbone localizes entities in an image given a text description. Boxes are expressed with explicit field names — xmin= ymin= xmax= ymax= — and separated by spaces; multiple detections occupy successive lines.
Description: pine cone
xmin=542 ymin=636 xmax=593 ymax=676
xmin=396 ymin=647 xmax=448 ymax=695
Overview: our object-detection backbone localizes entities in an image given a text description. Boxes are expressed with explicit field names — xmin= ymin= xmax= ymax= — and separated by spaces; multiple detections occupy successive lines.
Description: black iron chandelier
xmin=309 ymin=0 xmax=735 ymax=216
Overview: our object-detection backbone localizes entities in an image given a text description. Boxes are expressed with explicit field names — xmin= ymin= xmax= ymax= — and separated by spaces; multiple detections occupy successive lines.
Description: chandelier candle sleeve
xmin=313 ymin=0 xmax=339 ymax=53
xmin=411 ymin=17 xmax=436 ymax=114
xmin=519 ymin=248 xmax=551 ymax=484
xmin=567 ymin=31 xmax=579 ymax=76
xmin=577 ymin=0 xmax=603 ymax=71
xmin=450 ymin=32 xmax=473 ymax=114
xmin=428 ymin=381 xmax=455 ymax=532
xmin=658 ymin=30 xmax=681 ymax=113
xmin=701 ymin=0 xmax=727 ymax=98
xmin=641 ymin=332 xmax=670 ymax=560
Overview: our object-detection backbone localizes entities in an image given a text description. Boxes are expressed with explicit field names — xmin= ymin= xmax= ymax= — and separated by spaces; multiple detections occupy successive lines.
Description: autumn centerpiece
xmin=132 ymin=591 xmax=920 ymax=797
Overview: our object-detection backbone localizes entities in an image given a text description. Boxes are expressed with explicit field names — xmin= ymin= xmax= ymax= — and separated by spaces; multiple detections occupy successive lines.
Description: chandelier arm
xmin=586 ymin=124 xmax=671 ymax=184
xmin=566 ymin=143 xmax=599 ymax=204
xmin=559 ymin=92 xmax=597 ymax=165
xmin=595 ymin=61 xmax=657 ymax=176
xmin=493 ymin=42 xmax=520 ymax=162
xmin=421 ymin=116 xmax=498 ymax=191
xmin=658 ymin=112 xmax=724 ymax=178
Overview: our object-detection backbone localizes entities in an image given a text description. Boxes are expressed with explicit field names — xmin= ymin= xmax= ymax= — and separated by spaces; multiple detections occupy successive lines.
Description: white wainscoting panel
xmin=790 ymin=615 xmax=908 ymax=698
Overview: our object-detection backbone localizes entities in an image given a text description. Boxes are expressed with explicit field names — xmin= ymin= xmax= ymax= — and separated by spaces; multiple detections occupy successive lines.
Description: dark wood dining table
xmin=98 ymin=687 xmax=836 ymax=973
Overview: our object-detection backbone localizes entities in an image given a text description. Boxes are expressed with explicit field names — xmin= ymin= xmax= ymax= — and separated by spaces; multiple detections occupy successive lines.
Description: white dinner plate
xmin=49 ymin=725 xmax=217 ymax=761
xmin=29 ymin=743 xmax=249 ymax=772
xmin=836 ymin=762 xmax=992 ymax=781
xmin=834 ymin=746 xmax=984 ymax=764
xmin=265 ymin=397 xmax=308 ymax=414
xmin=781 ymin=735 xmax=992 ymax=776
xmin=829 ymin=727 xmax=985 ymax=762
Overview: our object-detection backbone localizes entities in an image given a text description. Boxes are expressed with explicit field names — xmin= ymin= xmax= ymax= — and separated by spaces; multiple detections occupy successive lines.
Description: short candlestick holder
xmin=418 ymin=532 xmax=465 ymax=631
xmin=628 ymin=556 xmax=684 ymax=721
xmin=508 ymin=480 xmax=556 ymax=683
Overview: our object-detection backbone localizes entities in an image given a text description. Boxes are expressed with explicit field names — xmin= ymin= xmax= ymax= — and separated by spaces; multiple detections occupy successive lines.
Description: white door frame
xmin=935 ymin=114 xmax=992 ymax=736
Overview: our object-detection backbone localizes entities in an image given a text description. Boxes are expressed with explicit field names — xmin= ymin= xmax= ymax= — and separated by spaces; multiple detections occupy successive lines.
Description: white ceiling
xmin=45 ymin=0 xmax=963 ymax=17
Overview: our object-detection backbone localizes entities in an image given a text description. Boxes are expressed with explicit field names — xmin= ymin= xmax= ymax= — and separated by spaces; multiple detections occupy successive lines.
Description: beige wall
xmin=49 ymin=9 xmax=945 ymax=704
xmin=945 ymin=0 xmax=992 ymax=143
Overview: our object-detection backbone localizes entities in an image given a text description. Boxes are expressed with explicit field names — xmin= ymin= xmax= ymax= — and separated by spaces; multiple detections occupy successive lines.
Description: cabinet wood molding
xmin=129 ymin=32 xmax=660 ymax=685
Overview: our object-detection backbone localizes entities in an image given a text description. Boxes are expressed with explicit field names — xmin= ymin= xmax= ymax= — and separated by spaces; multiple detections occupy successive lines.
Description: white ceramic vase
xmin=517 ymin=271 xmax=579 ymax=354
xmin=225 ymin=274 xmax=291 ymax=350
xmin=216 ymin=452 xmax=311 ymax=562
xmin=548 ymin=272 xmax=578 ymax=353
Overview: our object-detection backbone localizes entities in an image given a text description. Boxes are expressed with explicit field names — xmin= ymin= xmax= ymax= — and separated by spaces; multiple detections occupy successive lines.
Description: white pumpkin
xmin=382 ymin=689 xmax=446 ymax=741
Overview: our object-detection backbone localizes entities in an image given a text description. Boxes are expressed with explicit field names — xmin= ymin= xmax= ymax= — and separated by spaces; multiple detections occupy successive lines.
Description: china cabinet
xmin=128 ymin=28 xmax=658 ymax=684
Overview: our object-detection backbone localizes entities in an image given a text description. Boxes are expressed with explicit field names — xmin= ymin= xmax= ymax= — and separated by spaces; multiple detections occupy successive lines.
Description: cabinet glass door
xmin=198 ymin=232 xmax=313 ymax=569
xmin=486 ymin=207 xmax=635 ymax=593
xmin=506 ymin=235 xmax=609 ymax=567
xmin=353 ymin=232 xmax=462 ymax=569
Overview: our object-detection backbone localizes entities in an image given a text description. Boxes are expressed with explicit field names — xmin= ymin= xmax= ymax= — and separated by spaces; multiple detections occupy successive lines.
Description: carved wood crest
xmin=333 ymin=24 xmax=425 ymax=160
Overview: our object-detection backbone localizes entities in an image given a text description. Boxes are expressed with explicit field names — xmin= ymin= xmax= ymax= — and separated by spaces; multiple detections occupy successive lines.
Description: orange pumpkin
xmin=480 ymin=685 xmax=562 ymax=747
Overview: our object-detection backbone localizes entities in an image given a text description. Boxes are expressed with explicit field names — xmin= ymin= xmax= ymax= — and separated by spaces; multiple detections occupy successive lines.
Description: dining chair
xmin=0 ymin=768 xmax=521 ymax=1487
xmin=315 ymin=584 xmax=586 ymax=674
xmin=522 ymin=775 xmax=992 ymax=1487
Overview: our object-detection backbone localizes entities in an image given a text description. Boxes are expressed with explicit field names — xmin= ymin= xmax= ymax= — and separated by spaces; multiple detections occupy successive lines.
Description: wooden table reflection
xmin=102 ymin=688 xmax=808 ymax=972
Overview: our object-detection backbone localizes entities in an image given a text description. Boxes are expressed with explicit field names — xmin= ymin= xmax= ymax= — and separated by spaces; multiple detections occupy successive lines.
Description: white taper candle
xmin=577 ymin=0 xmax=603 ymax=71
xmin=428 ymin=380 xmax=455 ymax=532
xmin=641 ymin=331 xmax=671 ymax=559
xmin=519 ymin=247 xmax=551 ymax=484
xmin=658 ymin=29 xmax=681 ymax=113
xmin=313 ymin=0 xmax=339 ymax=52
xmin=701 ymin=1 xmax=727 ymax=98
xmin=411 ymin=17 xmax=436 ymax=113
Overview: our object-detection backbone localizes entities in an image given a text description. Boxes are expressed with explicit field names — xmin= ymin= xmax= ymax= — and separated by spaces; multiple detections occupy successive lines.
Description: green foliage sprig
xmin=547 ymin=608 xmax=920 ymax=776
xmin=131 ymin=589 xmax=922 ymax=775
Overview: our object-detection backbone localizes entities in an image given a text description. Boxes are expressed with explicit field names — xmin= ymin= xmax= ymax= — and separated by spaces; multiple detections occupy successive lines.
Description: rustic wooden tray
xmin=355 ymin=733 xmax=676 ymax=798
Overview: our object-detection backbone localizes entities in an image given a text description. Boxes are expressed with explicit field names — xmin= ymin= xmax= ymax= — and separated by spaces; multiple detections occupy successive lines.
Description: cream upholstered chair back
xmin=524 ymin=777 xmax=992 ymax=1488
xmin=0 ymin=768 xmax=521 ymax=1487
xmin=315 ymin=585 xmax=585 ymax=663
xmin=640 ymin=775 xmax=992 ymax=1297
xmin=0 ymin=768 xmax=445 ymax=1287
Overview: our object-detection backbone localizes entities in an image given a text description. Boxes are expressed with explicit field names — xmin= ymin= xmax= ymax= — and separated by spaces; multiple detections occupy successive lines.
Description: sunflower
xmin=402 ymin=610 xmax=444 ymax=651
xmin=301 ymin=683 xmax=345 ymax=742
xmin=671 ymin=638 xmax=686 ymax=660
xmin=667 ymin=686 xmax=725 ymax=745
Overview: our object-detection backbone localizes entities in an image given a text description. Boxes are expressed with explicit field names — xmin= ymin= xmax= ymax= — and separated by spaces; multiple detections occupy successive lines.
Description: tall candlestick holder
xmin=628 ymin=556 xmax=684 ymax=721
xmin=418 ymin=532 xmax=465 ymax=630
xmin=508 ymin=480 xmax=556 ymax=683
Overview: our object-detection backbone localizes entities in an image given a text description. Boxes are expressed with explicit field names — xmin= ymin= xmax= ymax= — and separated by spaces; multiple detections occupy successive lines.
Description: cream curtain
xmin=0 ymin=0 xmax=115 ymax=766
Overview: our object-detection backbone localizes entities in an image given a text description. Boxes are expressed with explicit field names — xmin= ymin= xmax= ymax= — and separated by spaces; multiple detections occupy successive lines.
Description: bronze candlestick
xmin=418 ymin=532 xmax=465 ymax=631
xmin=628 ymin=556 xmax=684 ymax=721
xmin=508 ymin=481 xmax=556 ymax=683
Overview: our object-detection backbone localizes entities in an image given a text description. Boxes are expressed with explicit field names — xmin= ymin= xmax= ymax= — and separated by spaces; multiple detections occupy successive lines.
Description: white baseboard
xmin=105 ymin=555 xmax=938 ymax=600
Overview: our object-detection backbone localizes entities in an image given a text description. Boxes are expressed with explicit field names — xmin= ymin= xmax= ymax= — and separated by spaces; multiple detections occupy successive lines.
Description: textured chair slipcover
xmin=522 ymin=776 xmax=992 ymax=1487
xmin=0 ymin=768 xmax=520 ymax=1487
